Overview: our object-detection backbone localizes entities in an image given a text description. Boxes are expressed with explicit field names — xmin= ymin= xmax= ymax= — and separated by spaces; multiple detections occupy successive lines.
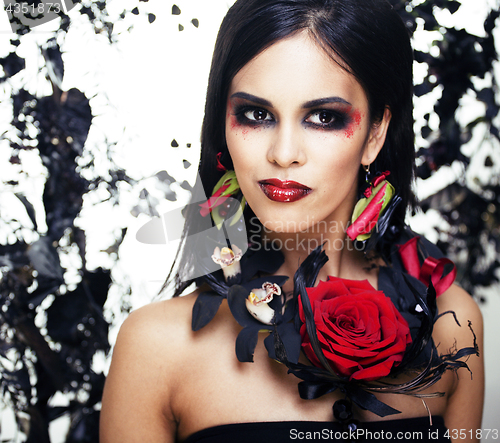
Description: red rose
xmin=299 ymin=277 xmax=412 ymax=381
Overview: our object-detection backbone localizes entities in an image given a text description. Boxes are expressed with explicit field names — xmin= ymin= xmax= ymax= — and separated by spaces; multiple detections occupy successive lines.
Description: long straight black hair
xmin=166 ymin=0 xmax=415 ymax=297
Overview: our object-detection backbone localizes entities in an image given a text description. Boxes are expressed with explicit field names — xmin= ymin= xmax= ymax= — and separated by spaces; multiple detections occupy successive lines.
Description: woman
xmin=100 ymin=0 xmax=484 ymax=441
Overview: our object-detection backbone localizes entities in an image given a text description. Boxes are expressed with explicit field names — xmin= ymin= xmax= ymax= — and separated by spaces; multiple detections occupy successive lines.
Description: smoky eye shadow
xmin=232 ymin=104 xmax=275 ymax=127
xmin=304 ymin=109 xmax=352 ymax=131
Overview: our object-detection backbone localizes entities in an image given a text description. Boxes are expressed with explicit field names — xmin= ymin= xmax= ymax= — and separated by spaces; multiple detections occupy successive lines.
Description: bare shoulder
xmin=122 ymin=292 xmax=197 ymax=344
xmin=100 ymin=291 xmax=199 ymax=443
xmin=434 ymin=284 xmax=484 ymax=438
xmin=434 ymin=283 xmax=483 ymax=351
xmin=112 ymin=291 xmax=199 ymax=375
xmin=437 ymin=283 xmax=482 ymax=318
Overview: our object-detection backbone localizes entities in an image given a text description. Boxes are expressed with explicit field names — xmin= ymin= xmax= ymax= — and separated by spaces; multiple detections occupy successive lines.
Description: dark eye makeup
xmin=231 ymin=104 xmax=351 ymax=131
xmin=233 ymin=106 xmax=275 ymax=126
xmin=304 ymin=109 xmax=351 ymax=130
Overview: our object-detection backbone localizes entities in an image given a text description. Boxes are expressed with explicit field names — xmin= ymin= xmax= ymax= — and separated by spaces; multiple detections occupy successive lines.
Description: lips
xmin=259 ymin=179 xmax=312 ymax=203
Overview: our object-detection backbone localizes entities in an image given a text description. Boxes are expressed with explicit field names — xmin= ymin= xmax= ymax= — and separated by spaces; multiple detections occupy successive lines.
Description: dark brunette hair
xmin=167 ymin=0 xmax=415 ymax=296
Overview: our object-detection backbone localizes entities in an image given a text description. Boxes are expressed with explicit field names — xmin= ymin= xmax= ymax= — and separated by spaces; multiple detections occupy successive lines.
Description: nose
xmin=267 ymin=121 xmax=306 ymax=168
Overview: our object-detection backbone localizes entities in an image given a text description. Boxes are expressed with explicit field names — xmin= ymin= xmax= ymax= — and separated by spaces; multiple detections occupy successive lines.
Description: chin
xmin=253 ymin=211 xmax=322 ymax=234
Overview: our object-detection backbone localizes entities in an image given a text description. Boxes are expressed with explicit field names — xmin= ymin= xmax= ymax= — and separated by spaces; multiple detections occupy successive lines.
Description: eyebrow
xmin=229 ymin=92 xmax=352 ymax=109
xmin=302 ymin=97 xmax=352 ymax=108
xmin=230 ymin=92 xmax=273 ymax=107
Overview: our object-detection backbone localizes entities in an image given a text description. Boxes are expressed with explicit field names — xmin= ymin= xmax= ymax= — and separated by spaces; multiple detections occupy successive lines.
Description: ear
xmin=361 ymin=107 xmax=392 ymax=166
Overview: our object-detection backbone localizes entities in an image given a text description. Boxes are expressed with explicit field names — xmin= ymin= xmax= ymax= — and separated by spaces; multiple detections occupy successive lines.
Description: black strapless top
xmin=183 ymin=416 xmax=449 ymax=442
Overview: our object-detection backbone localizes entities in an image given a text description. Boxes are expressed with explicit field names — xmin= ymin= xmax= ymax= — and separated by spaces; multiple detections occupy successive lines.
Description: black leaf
xmin=15 ymin=193 xmax=37 ymax=230
xmin=42 ymin=38 xmax=64 ymax=86
xmin=235 ymin=326 xmax=260 ymax=363
xmin=27 ymin=237 xmax=63 ymax=281
xmin=191 ymin=291 xmax=223 ymax=331
xmin=0 ymin=52 xmax=25 ymax=81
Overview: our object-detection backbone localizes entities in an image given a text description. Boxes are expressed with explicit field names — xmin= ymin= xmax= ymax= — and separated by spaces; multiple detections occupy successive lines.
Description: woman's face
xmin=225 ymin=31 xmax=390 ymax=234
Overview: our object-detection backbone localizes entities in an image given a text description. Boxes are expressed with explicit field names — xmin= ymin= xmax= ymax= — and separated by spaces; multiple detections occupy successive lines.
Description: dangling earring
xmin=199 ymin=166 xmax=246 ymax=228
xmin=216 ymin=150 xmax=234 ymax=172
xmin=346 ymin=167 xmax=394 ymax=242
xmin=216 ymin=152 xmax=227 ymax=172
xmin=200 ymin=152 xmax=239 ymax=218
xmin=363 ymin=164 xmax=370 ymax=184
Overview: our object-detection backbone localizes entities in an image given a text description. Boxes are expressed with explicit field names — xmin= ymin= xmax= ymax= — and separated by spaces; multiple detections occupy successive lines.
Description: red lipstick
xmin=259 ymin=179 xmax=312 ymax=203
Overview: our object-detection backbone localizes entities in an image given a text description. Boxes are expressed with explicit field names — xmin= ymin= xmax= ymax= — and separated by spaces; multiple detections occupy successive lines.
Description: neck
xmin=262 ymin=211 xmax=373 ymax=292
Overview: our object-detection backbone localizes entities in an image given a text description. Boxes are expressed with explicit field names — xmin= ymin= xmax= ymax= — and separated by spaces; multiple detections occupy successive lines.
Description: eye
xmin=305 ymin=109 xmax=349 ymax=130
xmin=233 ymin=106 xmax=275 ymax=127
xmin=307 ymin=110 xmax=336 ymax=125
xmin=244 ymin=109 xmax=273 ymax=122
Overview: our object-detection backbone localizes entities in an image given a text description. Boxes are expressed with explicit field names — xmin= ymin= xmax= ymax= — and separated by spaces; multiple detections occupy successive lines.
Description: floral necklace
xmin=191 ymin=170 xmax=478 ymax=428
xmin=191 ymin=242 xmax=478 ymax=425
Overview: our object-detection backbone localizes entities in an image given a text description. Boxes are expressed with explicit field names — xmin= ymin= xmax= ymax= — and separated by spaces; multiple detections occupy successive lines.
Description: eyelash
xmin=306 ymin=110 xmax=350 ymax=130
xmin=233 ymin=106 xmax=274 ymax=127
xmin=232 ymin=106 xmax=350 ymax=131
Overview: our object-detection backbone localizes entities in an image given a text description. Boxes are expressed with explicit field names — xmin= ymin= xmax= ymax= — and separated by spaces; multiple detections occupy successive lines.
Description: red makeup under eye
xmin=230 ymin=114 xmax=240 ymax=130
xmin=226 ymin=100 xmax=237 ymax=129
xmin=344 ymin=109 xmax=362 ymax=139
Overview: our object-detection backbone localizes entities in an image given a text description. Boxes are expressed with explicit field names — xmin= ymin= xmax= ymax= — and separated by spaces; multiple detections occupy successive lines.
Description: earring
xmin=199 ymin=169 xmax=246 ymax=228
xmin=363 ymin=164 xmax=370 ymax=184
xmin=346 ymin=170 xmax=394 ymax=242
xmin=216 ymin=152 xmax=227 ymax=172
xmin=216 ymin=150 xmax=234 ymax=172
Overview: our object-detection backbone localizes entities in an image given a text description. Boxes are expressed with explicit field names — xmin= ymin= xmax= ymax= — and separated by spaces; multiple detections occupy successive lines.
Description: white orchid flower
xmin=211 ymin=244 xmax=243 ymax=281
xmin=245 ymin=282 xmax=281 ymax=325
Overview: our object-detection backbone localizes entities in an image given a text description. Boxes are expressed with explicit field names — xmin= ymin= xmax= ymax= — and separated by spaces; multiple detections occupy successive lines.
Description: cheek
xmin=226 ymin=119 xmax=267 ymax=147
xmin=225 ymin=127 xmax=253 ymax=172
xmin=311 ymin=145 xmax=364 ymax=191
xmin=311 ymin=127 xmax=367 ymax=166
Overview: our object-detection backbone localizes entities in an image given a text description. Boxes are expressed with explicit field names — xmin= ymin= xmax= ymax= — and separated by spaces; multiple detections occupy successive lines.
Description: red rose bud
xmin=199 ymin=184 xmax=230 ymax=217
xmin=216 ymin=152 xmax=227 ymax=172
xmin=372 ymin=171 xmax=391 ymax=188
xmin=346 ymin=179 xmax=394 ymax=242
xmin=362 ymin=172 xmax=390 ymax=198
xmin=199 ymin=171 xmax=245 ymax=226
xmin=299 ymin=277 xmax=412 ymax=381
